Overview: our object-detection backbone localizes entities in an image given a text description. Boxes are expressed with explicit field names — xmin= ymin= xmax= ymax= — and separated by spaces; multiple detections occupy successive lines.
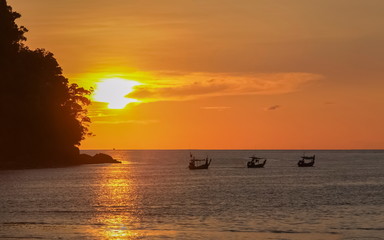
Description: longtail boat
xmin=188 ymin=153 xmax=212 ymax=170
xmin=247 ymin=156 xmax=267 ymax=168
xmin=298 ymin=155 xmax=315 ymax=167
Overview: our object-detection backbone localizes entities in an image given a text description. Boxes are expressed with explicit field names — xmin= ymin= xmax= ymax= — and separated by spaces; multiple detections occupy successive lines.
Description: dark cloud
xmin=267 ymin=105 xmax=281 ymax=111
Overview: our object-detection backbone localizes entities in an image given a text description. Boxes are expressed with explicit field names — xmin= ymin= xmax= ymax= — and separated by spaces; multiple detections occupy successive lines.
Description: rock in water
xmin=77 ymin=153 xmax=121 ymax=164
xmin=92 ymin=153 xmax=121 ymax=163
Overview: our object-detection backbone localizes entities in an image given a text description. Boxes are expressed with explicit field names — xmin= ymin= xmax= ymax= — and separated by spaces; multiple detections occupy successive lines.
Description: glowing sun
xmin=93 ymin=78 xmax=141 ymax=109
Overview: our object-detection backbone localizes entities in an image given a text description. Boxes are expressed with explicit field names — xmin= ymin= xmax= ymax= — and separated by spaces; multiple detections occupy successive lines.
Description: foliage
xmin=0 ymin=0 xmax=92 ymax=168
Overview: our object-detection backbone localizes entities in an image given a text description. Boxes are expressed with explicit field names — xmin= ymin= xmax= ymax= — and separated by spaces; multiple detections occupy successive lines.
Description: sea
xmin=0 ymin=150 xmax=383 ymax=240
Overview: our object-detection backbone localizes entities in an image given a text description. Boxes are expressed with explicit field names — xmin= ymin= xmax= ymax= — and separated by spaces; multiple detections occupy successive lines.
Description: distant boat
xmin=298 ymin=155 xmax=315 ymax=167
xmin=188 ymin=153 xmax=212 ymax=170
xmin=247 ymin=156 xmax=267 ymax=168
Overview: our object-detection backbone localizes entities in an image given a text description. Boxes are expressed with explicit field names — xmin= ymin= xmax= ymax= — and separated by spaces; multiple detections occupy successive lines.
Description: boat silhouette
xmin=247 ymin=156 xmax=267 ymax=168
xmin=298 ymin=155 xmax=315 ymax=167
xmin=188 ymin=153 xmax=212 ymax=170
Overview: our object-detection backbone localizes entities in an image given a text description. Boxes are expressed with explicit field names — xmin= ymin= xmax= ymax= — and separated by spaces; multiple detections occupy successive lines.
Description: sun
xmin=93 ymin=78 xmax=141 ymax=109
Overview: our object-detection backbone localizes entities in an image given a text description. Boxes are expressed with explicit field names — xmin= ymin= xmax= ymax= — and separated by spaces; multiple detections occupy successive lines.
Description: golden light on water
xmin=102 ymin=217 xmax=139 ymax=240
xmin=93 ymin=78 xmax=141 ymax=109
xmin=90 ymin=165 xmax=143 ymax=239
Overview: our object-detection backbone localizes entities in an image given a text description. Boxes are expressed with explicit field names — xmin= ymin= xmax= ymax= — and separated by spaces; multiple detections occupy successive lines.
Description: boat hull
xmin=298 ymin=161 xmax=315 ymax=167
xmin=188 ymin=157 xmax=212 ymax=170
xmin=247 ymin=160 xmax=267 ymax=168
xmin=189 ymin=164 xmax=210 ymax=170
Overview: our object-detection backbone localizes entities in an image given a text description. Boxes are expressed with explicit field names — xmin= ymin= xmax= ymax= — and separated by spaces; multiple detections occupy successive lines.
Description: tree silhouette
xmin=0 ymin=0 xmax=93 ymax=168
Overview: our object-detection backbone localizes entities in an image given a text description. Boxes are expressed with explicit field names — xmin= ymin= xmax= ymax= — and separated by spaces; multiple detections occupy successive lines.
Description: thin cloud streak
xmin=201 ymin=106 xmax=231 ymax=111
xmin=92 ymin=119 xmax=159 ymax=125
xmin=266 ymin=105 xmax=281 ymax=111
xmin=129 ymin=72 xmax=322 ymax=102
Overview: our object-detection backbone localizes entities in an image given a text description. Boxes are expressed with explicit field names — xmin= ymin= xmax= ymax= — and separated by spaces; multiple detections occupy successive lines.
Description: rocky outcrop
xmin=77 ymin=153 xmax=121 ymax=164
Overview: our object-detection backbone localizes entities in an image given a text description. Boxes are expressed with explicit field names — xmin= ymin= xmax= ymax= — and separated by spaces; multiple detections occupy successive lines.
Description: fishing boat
xmin=188 ymin=153 xmax=212 ymax=170
xmin=247 ymin=156 xmax=267 ymax=168
xmin=298 ymin=155 xmax=315 ymax=167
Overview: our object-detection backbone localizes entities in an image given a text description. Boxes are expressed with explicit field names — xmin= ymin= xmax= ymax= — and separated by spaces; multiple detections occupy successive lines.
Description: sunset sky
xmin=9 ymin=0 xmax=384 ymax=149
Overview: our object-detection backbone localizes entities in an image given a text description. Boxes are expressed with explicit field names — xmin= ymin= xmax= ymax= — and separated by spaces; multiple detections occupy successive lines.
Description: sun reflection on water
xmin=102 ymin=217 xmax=139 ymax=240
xmin=90 ymin=165 xmax=143 ymax=240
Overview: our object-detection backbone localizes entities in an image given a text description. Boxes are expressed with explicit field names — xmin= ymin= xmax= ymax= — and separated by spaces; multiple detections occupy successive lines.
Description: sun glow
xmin=93 ymin=78 xmax=141 ymax=109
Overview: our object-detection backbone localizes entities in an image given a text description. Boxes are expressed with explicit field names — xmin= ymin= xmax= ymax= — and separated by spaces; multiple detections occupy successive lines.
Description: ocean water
xmin=0 ymin=150 xmax=383 ymax=240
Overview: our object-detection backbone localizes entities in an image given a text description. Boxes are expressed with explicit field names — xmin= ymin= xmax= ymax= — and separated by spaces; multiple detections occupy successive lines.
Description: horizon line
xmin=79 ymin=148 xmax=384 ymax=151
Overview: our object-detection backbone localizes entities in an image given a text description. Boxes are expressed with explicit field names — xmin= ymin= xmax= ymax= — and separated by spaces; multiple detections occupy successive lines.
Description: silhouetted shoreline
xmin=0 ymin=153 xmax=121 ymax=170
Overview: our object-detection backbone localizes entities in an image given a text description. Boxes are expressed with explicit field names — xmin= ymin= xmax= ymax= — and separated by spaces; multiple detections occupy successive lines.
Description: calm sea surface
xmin=0 ymin=150 xmax=383 ymax=240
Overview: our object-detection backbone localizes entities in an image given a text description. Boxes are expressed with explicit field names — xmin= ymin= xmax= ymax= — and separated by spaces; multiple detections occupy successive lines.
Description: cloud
xmin=324 ymin=101 xmax=335 ymax=105
xmin=92 ymin=119 xmax=159 ymax=125
xmin=266 ymin=105 xmax=281 ymax=111
xmin=128 ymin=72 xmax=322 ymax=102
xmin=201 ymin=106 xmax=231 ymax=111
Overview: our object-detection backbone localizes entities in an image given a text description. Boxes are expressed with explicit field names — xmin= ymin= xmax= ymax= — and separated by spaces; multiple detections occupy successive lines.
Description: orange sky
xmin=9 ymin=0 xmax=384 ymax=149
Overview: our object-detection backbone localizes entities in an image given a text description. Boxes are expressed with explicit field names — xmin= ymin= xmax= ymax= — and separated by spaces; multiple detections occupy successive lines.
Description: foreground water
xmin=0 ymin=150 xmax=383 ymax=240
